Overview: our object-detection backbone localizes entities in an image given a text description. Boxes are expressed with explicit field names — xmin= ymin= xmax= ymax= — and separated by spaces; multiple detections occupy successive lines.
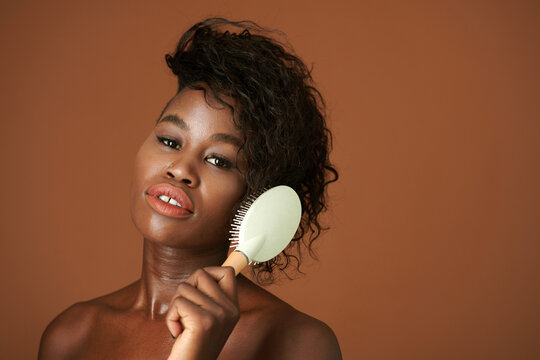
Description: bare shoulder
xmin=38 ymin=300 xmax=99 ymax=360
xmin=38 ymin=282 xmax=137 ymax=360
xmin=237 ymin=277 xmax=342 ymax=359
xmin=264 ymin=304 xmax=342 ymax=360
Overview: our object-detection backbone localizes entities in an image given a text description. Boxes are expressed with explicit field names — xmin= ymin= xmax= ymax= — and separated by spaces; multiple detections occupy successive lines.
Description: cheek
xmin=132 ymin=141 xmax=163 ymax=185
xmin=129 ymin=143 xmax=162 ymax=220
xmin=131 ymin=149 xmax=150 ymax=199
xmin=219 ymin=174 xmax=246 ymax=205
xmin=203 ymin=173 xmax=246 ymax=221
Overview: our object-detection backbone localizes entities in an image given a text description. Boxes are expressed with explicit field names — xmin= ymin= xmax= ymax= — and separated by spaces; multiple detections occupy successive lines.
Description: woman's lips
xmin=146 ymin=183 xmax=194 ymax=218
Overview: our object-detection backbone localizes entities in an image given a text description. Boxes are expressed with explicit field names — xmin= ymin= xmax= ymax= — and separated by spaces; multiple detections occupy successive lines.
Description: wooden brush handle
xmin=222 ymin=251 xmax=249 ymax=276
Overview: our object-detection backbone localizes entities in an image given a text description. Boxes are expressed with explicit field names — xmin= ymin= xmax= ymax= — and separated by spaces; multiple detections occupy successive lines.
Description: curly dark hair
xmin=164 ymin=18 xmax=338 ymax=284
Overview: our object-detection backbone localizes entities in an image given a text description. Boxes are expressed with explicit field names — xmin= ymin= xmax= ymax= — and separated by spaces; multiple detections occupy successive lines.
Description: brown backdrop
xmin=1 ymin=0 xmax=539 ymax=359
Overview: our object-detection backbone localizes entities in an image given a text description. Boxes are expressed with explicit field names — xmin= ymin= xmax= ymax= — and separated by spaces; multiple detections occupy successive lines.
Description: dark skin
xmin=38 ymin=89 xmax=342 ymax=359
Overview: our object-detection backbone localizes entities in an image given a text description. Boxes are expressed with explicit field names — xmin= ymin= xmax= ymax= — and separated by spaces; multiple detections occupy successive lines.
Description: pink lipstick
xmin=146 ymin=183 xmax=194 ymax=218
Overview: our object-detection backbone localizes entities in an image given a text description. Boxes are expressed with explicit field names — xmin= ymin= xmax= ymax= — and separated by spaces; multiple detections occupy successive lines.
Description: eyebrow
xmin=209 ymin=133 xmax=243 ymax=148
xmin=156 ymin=114 xmax=189 ymax=130
xmin=157 ymin=114 xmax=243 ymax=148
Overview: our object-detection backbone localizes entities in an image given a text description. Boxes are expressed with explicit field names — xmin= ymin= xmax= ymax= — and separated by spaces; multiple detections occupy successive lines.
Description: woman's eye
xmin=206 ymin=156 xmax=233 ymax=169
xmin=157 ymin=136 xmax=181 ymax=150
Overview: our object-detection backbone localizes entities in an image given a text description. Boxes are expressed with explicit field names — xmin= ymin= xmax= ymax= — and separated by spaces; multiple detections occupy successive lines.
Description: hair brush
xmin=222 ymin=185 xmax=302 ymax=275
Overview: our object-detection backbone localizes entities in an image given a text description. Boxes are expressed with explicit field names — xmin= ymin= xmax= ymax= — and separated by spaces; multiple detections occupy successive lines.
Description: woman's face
xmin=130 ymin=88 xmax=246 ymax=251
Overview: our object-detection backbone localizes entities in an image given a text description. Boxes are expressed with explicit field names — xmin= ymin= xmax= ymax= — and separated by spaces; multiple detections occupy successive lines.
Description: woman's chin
xmin=129 ymin=206 xmax=232 ymax=251
xmin=135 ymin=226 xmax=193 ymax=248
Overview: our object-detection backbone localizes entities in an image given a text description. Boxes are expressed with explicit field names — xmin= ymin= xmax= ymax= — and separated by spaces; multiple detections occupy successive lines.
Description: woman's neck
xmin=133 ymin=238 xmax=229 ymax=319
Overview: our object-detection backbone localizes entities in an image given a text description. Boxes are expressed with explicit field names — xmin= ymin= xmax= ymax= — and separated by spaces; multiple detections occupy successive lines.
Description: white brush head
xmin=230 ymin=185 xmax=302 ymax=263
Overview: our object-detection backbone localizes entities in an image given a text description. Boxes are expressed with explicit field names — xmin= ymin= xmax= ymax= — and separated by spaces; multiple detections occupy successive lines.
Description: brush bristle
xmin=228 ymin=188 xmax=268 ymax=250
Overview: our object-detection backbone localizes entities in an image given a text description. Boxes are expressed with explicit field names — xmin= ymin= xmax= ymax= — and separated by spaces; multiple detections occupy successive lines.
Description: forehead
xmin=159 ymin=88 xmax=238 ymax=131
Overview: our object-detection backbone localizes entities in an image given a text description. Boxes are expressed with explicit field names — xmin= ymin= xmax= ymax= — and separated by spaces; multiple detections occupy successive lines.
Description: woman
xmin=38 ymin=18 xmax=341 ymax=359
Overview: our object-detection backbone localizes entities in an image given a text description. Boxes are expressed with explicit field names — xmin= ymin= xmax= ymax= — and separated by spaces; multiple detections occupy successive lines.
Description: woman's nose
xmin=165 ymin=156 xmax=199 ymax=187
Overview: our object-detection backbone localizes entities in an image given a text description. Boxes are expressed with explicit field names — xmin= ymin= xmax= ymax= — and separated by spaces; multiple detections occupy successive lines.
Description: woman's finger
xmin=166 ymin=267 xmax=240 ymax=359
xmin=166 ymin=296 xmax=190 ymax=338
xmin=166 ymin=294 xmax=216 ymax=338
xmin=169 ymin=282 xmax=224 ymax=316
xmin=183 ymin=267 xmax=238 ymax=308
xmin=196 ymin=266 xmax=238 ymax=304
xmin=166 ymin=268 xmax=239 ymax=338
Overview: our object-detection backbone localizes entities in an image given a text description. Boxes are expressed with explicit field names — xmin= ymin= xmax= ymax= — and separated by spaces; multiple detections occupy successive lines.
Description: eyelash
xmin=156 ymin=136 xmax=233 ymax=169
xmin=157 ymin=136 xmax=181 ymax=150
xmin=206 ymin=156 xmax=233 ymax=169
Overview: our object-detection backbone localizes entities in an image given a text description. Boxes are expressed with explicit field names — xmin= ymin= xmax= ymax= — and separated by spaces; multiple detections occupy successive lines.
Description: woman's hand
xmin=166 ymin=266 xmax=239 ymax=360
